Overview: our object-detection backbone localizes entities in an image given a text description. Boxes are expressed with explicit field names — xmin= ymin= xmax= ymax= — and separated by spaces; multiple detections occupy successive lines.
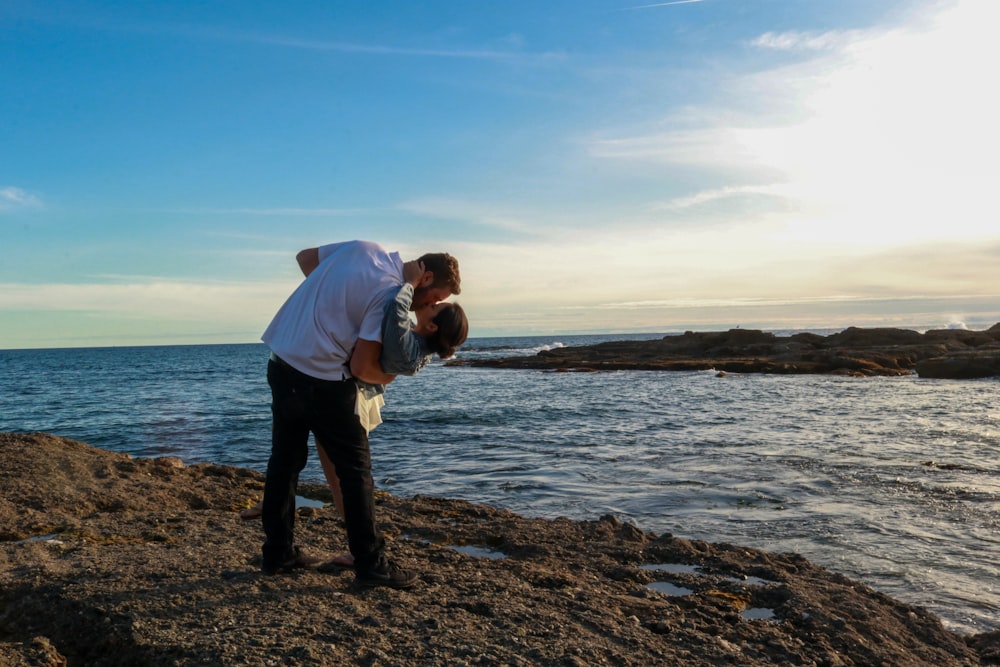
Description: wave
xmin=458 ymin=341 xmax=566 ymax=359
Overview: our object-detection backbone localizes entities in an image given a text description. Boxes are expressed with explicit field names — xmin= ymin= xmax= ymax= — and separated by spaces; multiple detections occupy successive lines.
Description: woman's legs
xmin=316 ymin=439 xmax=346 ymax=520
xmin=243 ymin=428 xmax=356 ymax=568
xmin=241 ymin=438 xmax=347 ymax=525
xmin=315 ymin=440 xmax=354 ymax=566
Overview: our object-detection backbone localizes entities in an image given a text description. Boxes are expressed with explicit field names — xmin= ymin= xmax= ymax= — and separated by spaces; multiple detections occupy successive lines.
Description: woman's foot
xmin=331 ymin=553 xmax=355 ymax=567
xmin=240 ymin=502 xmax=263 ymax=520
xmin=316 ymin=552 xmax=355 ymax=573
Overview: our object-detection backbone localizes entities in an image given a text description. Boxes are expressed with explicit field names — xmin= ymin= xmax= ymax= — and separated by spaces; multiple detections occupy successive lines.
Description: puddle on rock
xmin=296 ymin=496 xmax=326 ymax=509
xmin=741 ymin=607 xmax=777 ymax=621
xmin=640 ymin=563 xmax=700 ymax=575
xmin=449 ymin=545 xmax=508 ymax=560
xmin=646 ymin=581 xmax=695 ymax=596
xmin=726 ymin=575 xmax=779 ymax=587
xmin=15 ymin=533 xmax=60 ymax=545
xmin=400 ymin=534 xmax=509 ymax=559
xmin=642 ymin=563 xmax=779 ymax=587
xmin=643 ymin=563 xmax=697 ymax=596
xmin=641 ymin=562 xmax=780 ymax=601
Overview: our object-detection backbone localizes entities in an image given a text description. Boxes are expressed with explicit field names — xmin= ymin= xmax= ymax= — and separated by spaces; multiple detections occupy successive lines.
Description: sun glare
xmin=759 ymin=0 xmax=1000 ymax=246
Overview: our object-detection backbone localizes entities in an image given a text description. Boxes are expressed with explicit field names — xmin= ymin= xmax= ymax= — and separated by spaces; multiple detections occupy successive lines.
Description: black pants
xmin=261 ymin=358 xmax=385 ymax=570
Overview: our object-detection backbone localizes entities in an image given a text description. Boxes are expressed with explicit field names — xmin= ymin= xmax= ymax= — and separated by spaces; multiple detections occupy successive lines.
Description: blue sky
xmin=2 ymin=0 xmax=998 ymax=348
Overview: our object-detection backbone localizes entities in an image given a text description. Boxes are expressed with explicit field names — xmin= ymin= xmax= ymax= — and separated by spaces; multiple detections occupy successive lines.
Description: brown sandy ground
xmin=1 ymin=432 xmax=998 ymax=666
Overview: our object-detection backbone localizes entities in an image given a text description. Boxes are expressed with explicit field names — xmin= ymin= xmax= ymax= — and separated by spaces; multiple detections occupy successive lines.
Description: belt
xmin=269 ymin=352 xmax=349 ymax=382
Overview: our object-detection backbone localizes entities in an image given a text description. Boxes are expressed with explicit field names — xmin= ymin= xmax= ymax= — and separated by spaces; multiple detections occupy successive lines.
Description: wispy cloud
xmin=751 ymin=30 xmax=867 ymax=52
xmin=0 ymin=278 xmax=287 ymax=319
xmin=96 ymin=14 xmax=552 ymax=63
xmin=589 ymin=294 xmax=896 ymax=310
xmin=181 ymin=207 xmax=377 ymax=217
xmin=398 ymin=197 xmax=543 ymax=234
xmin=619 ymin=0 xmax=706 ymax=10
xmin=17 ymin=9 xmax=552 ymax=63
xmin=0 ymin=187 xmax=42 ymax=211
xmin=0 ymin=278 xmax=291 ymax=348
xmin=652 ymin=184 xmax=791 ymax=210
xmin=240 ymin=32 xmax=532 ymax=61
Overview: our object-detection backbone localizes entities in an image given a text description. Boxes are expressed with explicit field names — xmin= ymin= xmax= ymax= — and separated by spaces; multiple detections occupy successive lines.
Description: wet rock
xmin=914 ymin=350 xmax=1000 ymax=379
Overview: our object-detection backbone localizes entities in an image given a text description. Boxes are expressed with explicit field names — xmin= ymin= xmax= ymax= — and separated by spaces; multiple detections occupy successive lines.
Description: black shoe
xmin=355 ymin=557 xmax=419 ymax=589
xmin=261 ymin=546 xmax=325 ymax=575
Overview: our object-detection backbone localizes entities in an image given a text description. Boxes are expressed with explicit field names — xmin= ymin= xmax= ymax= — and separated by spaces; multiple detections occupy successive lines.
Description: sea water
xmin=1 ymin=335 xmax=997 ymax=635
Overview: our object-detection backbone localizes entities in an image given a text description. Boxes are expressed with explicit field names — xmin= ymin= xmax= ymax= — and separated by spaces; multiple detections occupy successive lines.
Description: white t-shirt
xmin=262 ymin=240 xmax=404 ymax=380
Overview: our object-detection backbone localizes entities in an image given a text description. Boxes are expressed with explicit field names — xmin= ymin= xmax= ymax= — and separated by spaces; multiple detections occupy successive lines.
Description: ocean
xmin=1 ymin=334 xmax=998 ymax=635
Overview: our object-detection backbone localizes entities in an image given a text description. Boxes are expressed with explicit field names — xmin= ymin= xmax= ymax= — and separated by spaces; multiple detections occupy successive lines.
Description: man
xmin=260 ymin=240 xmax=461 ymax=588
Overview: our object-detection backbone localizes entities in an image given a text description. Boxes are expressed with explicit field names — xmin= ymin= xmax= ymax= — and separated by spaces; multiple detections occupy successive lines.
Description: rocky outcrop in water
xmin=451 ymin=324 xmax=1000 ymax=378
xmin=1 ymin=432 xmax=999 ymax=665
xmin=914 ymin=348 xmax=1000 ymax=380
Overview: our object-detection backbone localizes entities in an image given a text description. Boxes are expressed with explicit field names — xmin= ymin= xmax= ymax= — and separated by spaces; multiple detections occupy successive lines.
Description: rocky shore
xmin=450 ymin=324 xmax=1000 ymax=379
xmin=2 ymin=432 xmax=998 ymax=665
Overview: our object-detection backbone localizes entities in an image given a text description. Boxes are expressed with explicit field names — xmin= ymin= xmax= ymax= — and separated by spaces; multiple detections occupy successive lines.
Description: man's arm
xmin=350 ymin=339 xmax=397 ymax=384
xmin=296 ymin=248 xmax=320 ymax=277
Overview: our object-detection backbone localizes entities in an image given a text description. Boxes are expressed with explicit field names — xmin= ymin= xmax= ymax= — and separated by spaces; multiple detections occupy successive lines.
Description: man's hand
xmin=403 ymin=260 xmax=426 ymax=287
xmin=349 ymin=339 xmax=397 ymax=384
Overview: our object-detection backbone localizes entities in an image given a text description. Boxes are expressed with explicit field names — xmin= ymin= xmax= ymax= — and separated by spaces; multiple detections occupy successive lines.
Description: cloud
xmin=750 ymin=30 xmax=867 ymax=52
xmin=0 ymin=276 xmax=299 ymax=347
xmin=14 ymin=9 xmax=559 ymax=64
xmin=448 ymin=219 xmax=1000 ymax=323
xmin=651 ymin=184 xmax=792 ymax=210
xmin=240 ymin=33 xmax=532 ymax=61
xmin=397 ymin=197 xmax=544 ymax=235
xmin=0 ymin=187 xmax=42 ymax=211
xmin=183 ymin=207 xmax=377 ymax=217
xmin=97 ymin=15 xmax=555 ymax=63
xmin=304 ymin=1 xmax=1000 ymax=337
xmin=587 ymin=0 xmax=1000 ymax=248
xmin=590 ymin=295 xmax=865 ymax=309
xmin=0 ymin=278 xmax=290 ymax=322
xmin=619 ymin=0 xmax=706 ymax=10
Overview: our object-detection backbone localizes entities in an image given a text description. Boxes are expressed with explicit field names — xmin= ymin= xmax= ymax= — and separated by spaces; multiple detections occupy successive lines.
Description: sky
xmin=2 ymin=0 xmax=999 ymax=349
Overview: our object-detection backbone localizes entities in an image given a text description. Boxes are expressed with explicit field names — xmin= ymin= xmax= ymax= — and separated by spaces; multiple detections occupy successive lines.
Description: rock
xmin=451 ymin=324 xmax=1000 ymax=378
xmin=914 ymin=350 xmax=1000 ymax=379
xmin=967 ymin=630 xmax=1000 ymax=663
xmin=822 ymin=327 xmax=926 ymax=347
xmin=0 ymin=432 xmax=991 ymax=666
xmin=0 ymin=637 xmax=67 ymax=667
xmin=152 ymin=456 xmax=185 ymax=470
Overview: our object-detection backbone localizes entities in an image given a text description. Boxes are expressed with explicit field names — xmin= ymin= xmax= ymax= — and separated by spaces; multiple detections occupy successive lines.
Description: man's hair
xmin=425 ymin=303 xmax=469 ymax=359
xmin=418 ymin=253 xmax=461 ymax=295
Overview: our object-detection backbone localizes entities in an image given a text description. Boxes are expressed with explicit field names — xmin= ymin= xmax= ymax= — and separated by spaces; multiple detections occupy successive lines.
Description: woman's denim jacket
xmin=357 ymin=283 xmax=430 ymax=399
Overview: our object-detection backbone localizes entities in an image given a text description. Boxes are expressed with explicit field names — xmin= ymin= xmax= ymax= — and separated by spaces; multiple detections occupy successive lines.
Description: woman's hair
xmin=425 ymin=303 xmax=469 ymax=359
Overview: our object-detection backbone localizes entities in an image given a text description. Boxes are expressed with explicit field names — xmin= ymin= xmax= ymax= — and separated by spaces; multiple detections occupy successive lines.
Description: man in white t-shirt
xmin=259 ymin=240 xmax=461 ymax=588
